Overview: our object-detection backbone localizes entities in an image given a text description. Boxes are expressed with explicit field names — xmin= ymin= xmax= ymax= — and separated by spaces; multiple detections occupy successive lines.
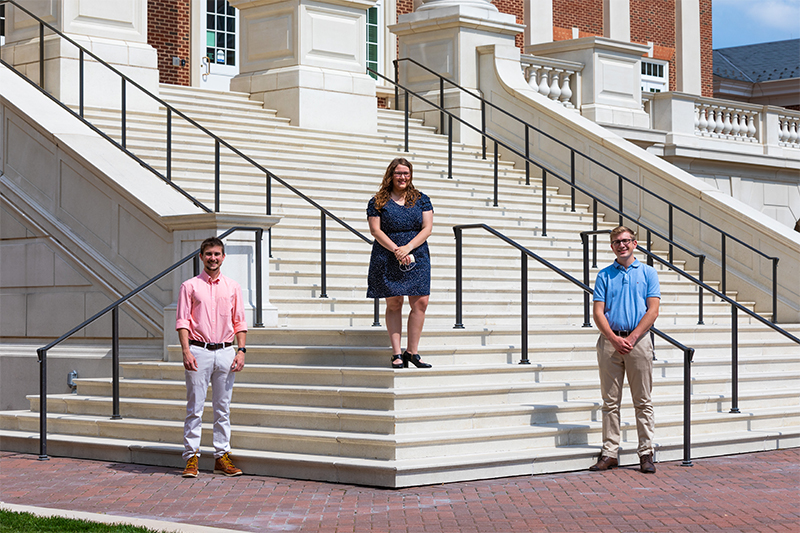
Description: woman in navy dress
xmin=367 ymin=158 xmax=434 ymax=369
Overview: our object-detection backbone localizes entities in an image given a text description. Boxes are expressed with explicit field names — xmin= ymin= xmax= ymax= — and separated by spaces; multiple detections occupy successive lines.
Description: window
xmin=206 ymin=0 xmax=235 ymax=66
xmin=1 ymin=4 xmax=5 ymax=46
xmin=641 ymin=59 xmax=668 ymax=93
xmin=366 ymin=5 xmax=379 ymax=79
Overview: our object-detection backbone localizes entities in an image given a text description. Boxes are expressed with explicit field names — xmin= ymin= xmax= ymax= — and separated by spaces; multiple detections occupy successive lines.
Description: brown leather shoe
xmin=214 ymin=452 xmax=242 ymax=476
xmin=181 ymin=454 xmax=199 ymax=478
xmin=589 ymin=455 xmax=618 ymax=471
xmin=640 ymin=454 xmax=656 ymax=474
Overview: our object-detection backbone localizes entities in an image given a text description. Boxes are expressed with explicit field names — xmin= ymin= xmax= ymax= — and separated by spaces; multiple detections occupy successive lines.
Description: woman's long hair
xmin=373 ymin=158 xmax=421 ymax=210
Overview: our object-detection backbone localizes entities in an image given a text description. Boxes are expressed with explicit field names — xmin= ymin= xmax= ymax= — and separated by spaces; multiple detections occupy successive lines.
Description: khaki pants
xmin=596 ymin=333 xmax=654 ymax=458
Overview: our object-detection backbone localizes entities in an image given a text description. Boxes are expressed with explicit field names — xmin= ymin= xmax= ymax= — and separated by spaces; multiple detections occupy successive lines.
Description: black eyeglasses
xmin=611 ymin=238 xmax=635 ymax=247
xmin=393 ymin=171 xmax=411 ymax=177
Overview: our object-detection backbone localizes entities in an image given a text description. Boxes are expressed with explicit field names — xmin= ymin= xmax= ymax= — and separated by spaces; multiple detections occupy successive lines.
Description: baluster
xmin=559 ymin=71 xmax=573 ymax=107
xmin=730 ymin=111 xmax=741 ymax=139
xmin=526 ymin=65 xmax=539 ymax=91
xmin=693 ymin=105 xmax=700 ymax=132
xmin=697 ymin=104 xmax=708 ymax=135
xmin=538 ymin=68 xmax=550 ymax=98
xmin=713 ymin=107 xmax=725 ymax=135
xmin=722 ymin=110 xmax=733 ymax=137
xmin=548 ymin=70 xmax=561 ymax=101
xmin=779 ymin=118 xmax=790 ymax=144
xmin=789 ymin=120 xmax=799 ymax=146
xmin=747 ymin=112 xmax=757 ymax=141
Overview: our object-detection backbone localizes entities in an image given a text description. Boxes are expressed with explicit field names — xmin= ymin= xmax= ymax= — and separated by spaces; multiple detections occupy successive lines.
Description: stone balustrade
xmin=694 ymin=100 xmax=759 ymax=142
xmin=520 ymin=55 xmax=582 ymax=109
xmin=778 ymin=114 xmax=800 ymax=148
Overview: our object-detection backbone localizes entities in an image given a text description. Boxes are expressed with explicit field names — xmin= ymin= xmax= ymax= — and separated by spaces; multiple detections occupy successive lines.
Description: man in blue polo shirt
xmin=590 ymin=226 xmax=660 ymax=474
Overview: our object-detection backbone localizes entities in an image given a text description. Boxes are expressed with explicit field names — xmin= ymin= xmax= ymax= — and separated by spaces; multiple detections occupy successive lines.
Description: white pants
xmin=183 ymin=344 xmax=236 ymax=460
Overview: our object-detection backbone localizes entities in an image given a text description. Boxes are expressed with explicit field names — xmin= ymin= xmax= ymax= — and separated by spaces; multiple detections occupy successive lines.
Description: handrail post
xmin=646 ymin=230 xmax=653 ymax=267
xmin=254 ymin=229 xmax=264 ymax=327
xmin=681 ymin=347 xmax=694 ymax=467
xmin=111 ymin=306 xmax=121 ymax=420
xmin=592 ymin=200 xmax=598 ymax=268
xmin=581 ymin=232 xmax=591 ymax=327
xmin=541 ymin=169 xmax=547 ymax=237
xmin=39 ymin=21 xmax=45 ymax=90
xmin=193 ymin=255 xmax=199 ymax=277
xmin=37 ymin=347 xmax=48 ymax=460
xmin=393 ymin=59 xmax=399 ymax=106
xmin=721 ymin=234 xmax=727 ymax=296
xmin=214 ymin=140 xmax=220 ymax=212
xmin=372 ymin=297 xmax=381 ymax=327
xmin=581 ymin=233 xmax=597 ymax=328
xmin=697 ymin=255 xmax=705 ymax=325
xmin=454 ymin=227 xmax=464 ymax=329
xmin=668 ymin=205 xmax=674 ymax=264
xmin=730 ymin=304 xmax=740 ymax=413
xmin=524 ymin=126 xmax=530 ymax=186
xmin=166 ymin=108 xmax=172 ymax=182
xmin=404 ymin=90 xmax=409 ymax=152
xmin=520 ymin=252 xmax=530 ymax=364
xmin=320 ymin=212 xmax=328 ymax=298
xmin=772 ymin=257 xmax=779 ymax=323
xmin=121 ymin=78 xmax=127 ymax=149
xmin=447 ymin=115 xmax=453 ymax=179
xmin=570 ymin=150 xmax=576 ymax=212
xmin=493 ymin=141 xmax=499 ymax=207
xmin=439 ymin=77 xmax=445 ymax=134
xmin=79 ymin=49 xmax=84 ymax=118
xmin=617 ymin=174 xmax=623 ymax=226
xmin=266 ymin=173 xmax=272 ymax=258
xmin=481 ymin=101 xmax=486 ymax=160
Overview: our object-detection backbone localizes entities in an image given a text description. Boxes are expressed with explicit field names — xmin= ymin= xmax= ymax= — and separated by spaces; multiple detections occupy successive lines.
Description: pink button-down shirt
xmin=175 ymin=271 xmax=247 ymax=344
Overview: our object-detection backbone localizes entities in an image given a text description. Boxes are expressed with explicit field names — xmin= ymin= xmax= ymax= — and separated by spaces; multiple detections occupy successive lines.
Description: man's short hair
xmin=610 ymin=226 xmax=636 ymax=241
xmin=200 ymin=237 xmax=225 ymax=255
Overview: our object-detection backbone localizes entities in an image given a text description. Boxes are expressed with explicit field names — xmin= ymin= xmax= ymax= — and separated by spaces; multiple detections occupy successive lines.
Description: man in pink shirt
xmin=176 ymin=237 xmax=247 ymax=478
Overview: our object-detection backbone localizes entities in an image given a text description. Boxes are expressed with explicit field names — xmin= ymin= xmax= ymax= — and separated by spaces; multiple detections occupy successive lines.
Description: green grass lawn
xmin=0 ymin=510 xmax=168 ymax=532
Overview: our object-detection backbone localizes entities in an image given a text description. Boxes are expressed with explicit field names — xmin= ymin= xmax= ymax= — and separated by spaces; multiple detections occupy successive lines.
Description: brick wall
xmin=491 ymin=0 xmax=524 ymax=48
xmin=553 ymin=0 xmax=604 ymax=37
xmin=630 ymin=0 xmax=676 ymax=91
xmin=699 ymin=0 xmax=712 ymax=97
xmin=147 ymin=0 xmax=191 ymax=86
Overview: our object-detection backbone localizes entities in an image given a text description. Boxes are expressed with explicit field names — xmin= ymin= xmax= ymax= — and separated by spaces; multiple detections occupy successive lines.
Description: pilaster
xmin=675 ymin=0 xmax=702 ymax=95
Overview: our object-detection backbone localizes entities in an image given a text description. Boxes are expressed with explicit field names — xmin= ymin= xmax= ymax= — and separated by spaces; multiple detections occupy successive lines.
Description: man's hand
xmin=183 ymin=349 xmax=198 ymax=371
xmin=231 ymin=351 xmax=245 ymax=372
xmin=611 ymin=334 xmax=634 ymax=355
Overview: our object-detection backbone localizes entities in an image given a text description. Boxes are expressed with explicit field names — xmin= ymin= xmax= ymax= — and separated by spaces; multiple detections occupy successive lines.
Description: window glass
xmin=206 ymin=1 xmax=236 ymax=66
xmin=366 ymin=5 xmax=379 ymax=79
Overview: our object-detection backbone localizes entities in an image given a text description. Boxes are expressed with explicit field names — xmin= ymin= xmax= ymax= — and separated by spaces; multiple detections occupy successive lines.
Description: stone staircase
xmin=1 ymin=85 xmax=798 ymax=487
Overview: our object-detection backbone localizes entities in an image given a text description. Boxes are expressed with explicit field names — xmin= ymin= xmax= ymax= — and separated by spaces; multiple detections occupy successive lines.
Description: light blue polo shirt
xmin=593 ymin=259 xmax=661 ymax=332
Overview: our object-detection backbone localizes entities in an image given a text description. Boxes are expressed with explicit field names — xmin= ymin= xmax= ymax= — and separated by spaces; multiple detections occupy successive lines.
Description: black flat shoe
xmin=391 ymin=354 xmax=404 ymax=368
xmin=403 ymin=351 xmax=432 ymax=368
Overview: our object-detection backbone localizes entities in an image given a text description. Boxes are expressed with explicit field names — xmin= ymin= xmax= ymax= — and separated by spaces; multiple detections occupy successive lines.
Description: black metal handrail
xmin=453 ymin=223 xmax=696 ymax=466
xmin=391 ymin=56 xmax=781 ymax=323
xmin=580 ymin=229 xmax=800 ymax=415
xmin=35 ymin=227 xmax=266 ymax=461
xmin=0 ymin=0 xmax=377 ymax=313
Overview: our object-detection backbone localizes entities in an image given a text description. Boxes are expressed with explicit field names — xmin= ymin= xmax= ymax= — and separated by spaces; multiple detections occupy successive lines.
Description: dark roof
xmin=713 ymin=39 xmax=800 ymax=82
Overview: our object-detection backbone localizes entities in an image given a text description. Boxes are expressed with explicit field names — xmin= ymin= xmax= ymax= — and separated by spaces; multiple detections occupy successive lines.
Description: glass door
xmin=201 ymin=0 xmax=239 ymax=90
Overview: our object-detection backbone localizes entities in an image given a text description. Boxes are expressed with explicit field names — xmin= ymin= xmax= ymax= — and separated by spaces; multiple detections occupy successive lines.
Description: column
xmin=2 ymin=0 xmax=159 ymax=110
xmin=524 ymin=0 xmax=553 ymax=47
xmin=675 ymin=0 xmax=701 ymax=94
xmin=228 ymin=0 xmax=378 ymax=134
xmin=603 ymin=0 xmax=631 ymax=42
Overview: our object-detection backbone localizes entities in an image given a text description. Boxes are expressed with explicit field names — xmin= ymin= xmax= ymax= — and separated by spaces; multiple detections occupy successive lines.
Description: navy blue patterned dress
xmin=367 ymin=193 xmax=433 ymax=298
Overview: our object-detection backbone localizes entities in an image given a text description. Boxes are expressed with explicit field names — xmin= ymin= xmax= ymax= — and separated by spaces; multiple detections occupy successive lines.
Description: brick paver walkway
xmin=1 ymin=449 xmax=798 ymax=532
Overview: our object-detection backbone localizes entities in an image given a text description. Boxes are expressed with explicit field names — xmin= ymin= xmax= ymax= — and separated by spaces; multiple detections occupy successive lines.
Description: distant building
xmin=714 ymin=39 xmax=800 ymax=110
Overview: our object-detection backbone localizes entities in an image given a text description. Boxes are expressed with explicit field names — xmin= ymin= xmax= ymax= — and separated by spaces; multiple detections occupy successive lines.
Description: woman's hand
xmin=394 ymin=244 xmax=412 ymax=262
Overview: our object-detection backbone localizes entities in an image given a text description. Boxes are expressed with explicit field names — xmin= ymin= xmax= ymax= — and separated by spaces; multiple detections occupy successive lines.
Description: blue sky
xmin=713 ymin=0 xmax=800 ymax=48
